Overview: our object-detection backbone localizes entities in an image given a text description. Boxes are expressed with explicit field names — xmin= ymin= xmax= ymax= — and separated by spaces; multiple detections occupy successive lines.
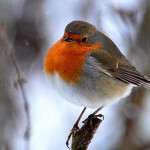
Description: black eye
xmin=81 ymin=37 xmax=87 ymax=43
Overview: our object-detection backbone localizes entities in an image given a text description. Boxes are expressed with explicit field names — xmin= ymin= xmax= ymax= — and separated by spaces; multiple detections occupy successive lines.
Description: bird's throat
xmin=44 ymin=39 xmax=101 ymax=84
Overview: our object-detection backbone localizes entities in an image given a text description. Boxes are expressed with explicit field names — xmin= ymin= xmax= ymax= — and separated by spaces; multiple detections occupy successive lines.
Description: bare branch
xmin=9 ymin=48 xmax=30 ymax=140
xmin=71 ymin=114 xmax=104 ymax=150
xmin=2 ymin=24 xmax=30 ymax=148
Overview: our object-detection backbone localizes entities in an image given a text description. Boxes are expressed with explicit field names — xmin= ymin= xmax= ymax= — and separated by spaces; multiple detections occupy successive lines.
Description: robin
xmin=44 ymin=20 xmax=150 ymax=146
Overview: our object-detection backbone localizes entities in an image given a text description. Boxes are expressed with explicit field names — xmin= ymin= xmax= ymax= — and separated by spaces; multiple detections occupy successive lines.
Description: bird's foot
xmin=66 ymin=107 xmax=86 ymax=148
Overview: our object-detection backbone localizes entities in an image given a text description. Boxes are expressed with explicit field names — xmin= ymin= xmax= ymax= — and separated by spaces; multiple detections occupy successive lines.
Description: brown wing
xmin=89 ymin=49 xmax=150 ymax=89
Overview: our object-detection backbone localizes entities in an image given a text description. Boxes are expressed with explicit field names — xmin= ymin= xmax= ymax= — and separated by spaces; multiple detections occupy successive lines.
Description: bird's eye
xmin=81 ymin=37 xmax=87 ymax=43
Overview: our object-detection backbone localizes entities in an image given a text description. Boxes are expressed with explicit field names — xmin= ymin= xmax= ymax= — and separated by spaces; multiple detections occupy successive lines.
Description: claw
xmin=66 ymin=122 xmax=80 ymax=148
xmin=66 ymin=107 xmax=86 ymax=148
xmin=96 ymin=114 xmax=104 ymax=121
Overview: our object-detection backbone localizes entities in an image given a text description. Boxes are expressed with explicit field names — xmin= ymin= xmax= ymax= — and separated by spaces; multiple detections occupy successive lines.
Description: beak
xmin=63 ymin=37 xmax=74 ymax=42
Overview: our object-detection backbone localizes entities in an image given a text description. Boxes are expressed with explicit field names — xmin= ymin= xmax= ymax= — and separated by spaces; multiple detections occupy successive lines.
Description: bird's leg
xmin=92 ymin=106 xmax=104 ymax=115
xmin=83 ymin=106 xmax=104 ymax=123
xmin=72 ymin=107 xmax=87 ymax=130
xmin=66 ymin=107 xmax=86 ymax=148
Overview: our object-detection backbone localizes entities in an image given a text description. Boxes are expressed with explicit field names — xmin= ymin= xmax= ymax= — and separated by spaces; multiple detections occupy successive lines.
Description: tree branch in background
xmin=114 ymin=3 xmax=150 ymax=150
xmin=3 ymin=26 xmax=31 ymax=147
xmin=8 ymin=48 xmax=30 ymax=141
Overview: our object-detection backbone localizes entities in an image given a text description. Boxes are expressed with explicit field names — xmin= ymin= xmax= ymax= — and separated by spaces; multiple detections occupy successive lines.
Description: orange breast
xmin=44 ymin=39 xmax=101 ymax=84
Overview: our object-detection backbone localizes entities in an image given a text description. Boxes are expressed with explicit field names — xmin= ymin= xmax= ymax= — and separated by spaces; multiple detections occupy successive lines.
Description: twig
xmin=9 ymin=50 xmax=30 ymax=140
xmin=71 ymin=114 xmax=104 ymax=150
xmin=2 ymin=25 xmax=30 ymax=149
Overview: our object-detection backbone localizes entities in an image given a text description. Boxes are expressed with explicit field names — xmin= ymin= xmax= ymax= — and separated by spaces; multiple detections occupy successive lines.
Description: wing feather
xmin=88 ymin=49 xmax=150 ymax=89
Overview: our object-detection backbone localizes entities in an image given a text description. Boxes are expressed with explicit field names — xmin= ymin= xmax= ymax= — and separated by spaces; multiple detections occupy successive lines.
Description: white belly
xmin=46 ymin=73 xmax=133 ymax=108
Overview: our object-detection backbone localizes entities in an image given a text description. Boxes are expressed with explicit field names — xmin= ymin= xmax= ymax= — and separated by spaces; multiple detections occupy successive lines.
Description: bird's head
xmin=63 ymin=20 xmax=102 ymax=49
xmin=44 ymin=21 xmax=102 ymax=83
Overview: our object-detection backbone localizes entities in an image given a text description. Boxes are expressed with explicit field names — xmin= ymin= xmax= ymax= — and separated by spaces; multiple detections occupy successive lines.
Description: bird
xmin=44 ymin=20 xmax=150 ymax=108
xmin=44 ymin=20 xmax=150 ymax=147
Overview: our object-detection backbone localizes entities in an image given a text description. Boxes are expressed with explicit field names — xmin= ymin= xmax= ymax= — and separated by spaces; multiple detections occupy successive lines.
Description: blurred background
xmin=0 ymin=0 xmax=150 ymax=149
